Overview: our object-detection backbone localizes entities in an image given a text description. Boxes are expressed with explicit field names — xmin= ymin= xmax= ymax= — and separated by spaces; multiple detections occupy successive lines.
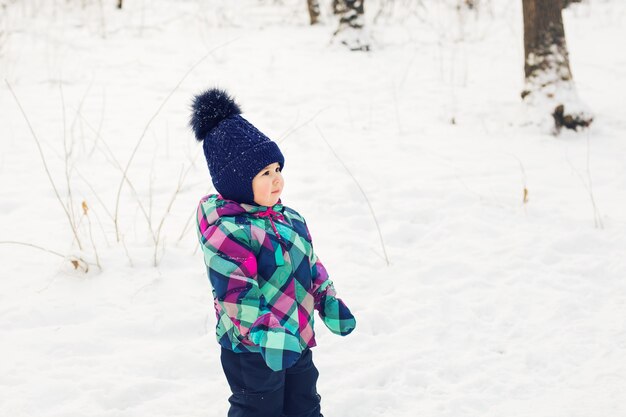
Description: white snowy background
xmin=1 ymin=0 xmax=625 ymax=416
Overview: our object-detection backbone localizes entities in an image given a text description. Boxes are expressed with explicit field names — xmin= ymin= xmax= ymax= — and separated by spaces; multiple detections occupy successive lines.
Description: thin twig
xmin=79 ymin=112 xmax=156 ymax=238
xmin=89 ymin=203 xmax=111 ymax=247
xmin=277 ymin=107 xmax=328 ymax=145
xmin=177 ymin=184 xmax=212 ymax=245
xmin=5 ymin=79 xmax=84 ymax=249
xmin=60 ymin=81 xmax=82 ymax=250
xmin=177 ymin=205 xmax=198 ymax=244
xmin=71 ymin=75 xmax=95 ymax=155
xmin=88 ymin=86 xmax=106 ymax=157
xmin=74 ymin=167 xmax=115 ymax=221
xmin=82 ymin=201 xmax=102 ymax=270
xmin=154 ymin=159 xmax=197 ymax=266
xmin=0 ymin=240 xmax=91 ymax=272
xmin=315 ymin=125 xmax=390 ymax=266
xmin=0 ymin=241 xmax=65 ymax=258
xmin=278 ymin=110 xmax=300 ymax=142
xmin=113 ymin=38 xmax=239 ymax=242
xmin=148 ymin=146 xmax=156 ymax=231
xmin=510 ymin=154 xmax=529 ymax=205
xmin=564 ymin=137 xmax=604 ymax=229
xmin=585 ymin=131 xmax=603 ymax=229
xmin=120 ymin=234 xmax=134 ymax=267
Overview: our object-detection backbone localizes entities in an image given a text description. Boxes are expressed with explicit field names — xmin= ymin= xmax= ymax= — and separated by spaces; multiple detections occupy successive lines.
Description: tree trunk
xmin=521 ymin=0 xmax=592 ymax=132
xmin=333 ymin=0 xmax=365 ymax=27
xmin=306 ymin=0 xmax=320 ymax=25
xmin=562 ymin=0 xmax=582 ymax=9
xmin=333 ymin=0 xmax=369 ymax=51
xmin=522 ymin=0 xmax=572 ymax=81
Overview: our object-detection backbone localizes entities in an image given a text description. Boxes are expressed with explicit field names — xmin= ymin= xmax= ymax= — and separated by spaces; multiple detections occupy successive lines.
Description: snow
xmin=1 ymin=1 xmax=626 ymax=416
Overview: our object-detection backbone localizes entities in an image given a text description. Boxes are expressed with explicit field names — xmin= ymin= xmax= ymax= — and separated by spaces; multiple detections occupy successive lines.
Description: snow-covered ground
xmin=1 ymin=1 xmax=625 ymax=416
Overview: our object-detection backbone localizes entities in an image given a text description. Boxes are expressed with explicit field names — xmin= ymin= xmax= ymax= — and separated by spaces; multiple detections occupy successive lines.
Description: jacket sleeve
xmin=197 ymin=206 xmax=302 ymax=371
xmin=304 ymin=224 xmax=356 ymax=336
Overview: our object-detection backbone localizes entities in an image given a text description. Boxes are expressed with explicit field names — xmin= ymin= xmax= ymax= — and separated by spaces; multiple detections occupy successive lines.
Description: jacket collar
xmin=200 ymin=193 xmax=284 ymax=227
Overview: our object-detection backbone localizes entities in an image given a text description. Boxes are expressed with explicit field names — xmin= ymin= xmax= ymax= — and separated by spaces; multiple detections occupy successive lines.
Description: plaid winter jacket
xmin=197 ymin=194 xmax=356 ymax=371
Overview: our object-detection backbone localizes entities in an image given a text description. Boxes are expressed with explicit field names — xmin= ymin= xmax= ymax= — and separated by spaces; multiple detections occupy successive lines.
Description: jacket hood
xmin=199 ymin=193 xmax=284 ymax=227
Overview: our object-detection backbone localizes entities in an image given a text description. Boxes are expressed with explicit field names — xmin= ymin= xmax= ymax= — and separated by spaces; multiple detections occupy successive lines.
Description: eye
xmin=262 ymin=170 xmax=270 ymax=176
xmin=275 ymin=166 xmax=282 ymax=173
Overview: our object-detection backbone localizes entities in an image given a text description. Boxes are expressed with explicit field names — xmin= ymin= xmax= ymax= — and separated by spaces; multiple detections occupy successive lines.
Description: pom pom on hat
xmin=190 ymin=88 xmax=241 ymax=141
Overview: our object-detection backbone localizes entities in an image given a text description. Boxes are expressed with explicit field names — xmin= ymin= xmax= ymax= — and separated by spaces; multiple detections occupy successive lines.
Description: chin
xmin=270 ymin=192 xmax=282 ymax=202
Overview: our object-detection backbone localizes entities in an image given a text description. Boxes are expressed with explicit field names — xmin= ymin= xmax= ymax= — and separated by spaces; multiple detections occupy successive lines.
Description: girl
xmin=191 ymin=88 xmax=356 ymax=417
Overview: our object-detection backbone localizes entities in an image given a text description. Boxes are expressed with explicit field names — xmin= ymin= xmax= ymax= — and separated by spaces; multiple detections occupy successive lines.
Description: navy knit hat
xmin=190 ymin=88 xmax=284 ymax=204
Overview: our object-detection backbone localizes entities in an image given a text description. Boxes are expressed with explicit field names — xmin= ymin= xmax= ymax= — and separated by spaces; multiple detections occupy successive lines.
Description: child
xmin=190 ymin=88 xmax=356 ymax=417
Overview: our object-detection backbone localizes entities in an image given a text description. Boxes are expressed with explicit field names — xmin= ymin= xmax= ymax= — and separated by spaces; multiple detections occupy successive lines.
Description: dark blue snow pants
xmin=220 ymin=347 xmax=322 ymax=417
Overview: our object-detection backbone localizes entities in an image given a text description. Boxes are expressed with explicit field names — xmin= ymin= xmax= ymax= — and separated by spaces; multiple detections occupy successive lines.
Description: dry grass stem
xmin=315 ymin=125 xmax=390 ymax=266
xmin=153 ymin=160 xmax=197 ymax=266
xmin=120 ymin=234 xmax=134 ymax=267
xmin=113 ymin=39 xmax=239 ymax=242
xmin=585 ymin=133 xmax=603 ymax=229
xmin=177 ymin=206 xmax=198 ymax=244
xmin=83 ymin=200 xmax=102 ymax=270
xmin=71 ymin=75 xmax=95 ymax=155
xmin=0 ymin=240 xmax=90 ymax=272
xmin=0 ymin=240 xmax=66 ymax=258
xmin=511 ymin=155 xmax=529 ymax=205
xmin=277 ymin=108 xmax=327 ymax=145
xmin=5 ymin=79 xmax=84 ymax=251
xmin=60 ymin=81 xmax=82 ymax=250
xmin=79 ymin=112 xmax=157 ymax=238
xmin=565 ymin=135 xmax=604 ymax=229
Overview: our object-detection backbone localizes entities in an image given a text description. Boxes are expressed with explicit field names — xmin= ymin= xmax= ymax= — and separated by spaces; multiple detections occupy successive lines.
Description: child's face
xmin=252 ymin=162 xmax=284 ymax=206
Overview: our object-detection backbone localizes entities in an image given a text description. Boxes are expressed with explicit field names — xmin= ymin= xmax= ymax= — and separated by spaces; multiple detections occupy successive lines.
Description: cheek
xmin=252 ymin=178 xmax=265 ymax=197
xmin=260 ymin=178 xmax=273 ymax=194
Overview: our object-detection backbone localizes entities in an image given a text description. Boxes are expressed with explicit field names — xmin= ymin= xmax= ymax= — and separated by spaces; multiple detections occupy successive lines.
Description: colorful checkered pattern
xmin=197 ymin=194 xmax=356 ymax=371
